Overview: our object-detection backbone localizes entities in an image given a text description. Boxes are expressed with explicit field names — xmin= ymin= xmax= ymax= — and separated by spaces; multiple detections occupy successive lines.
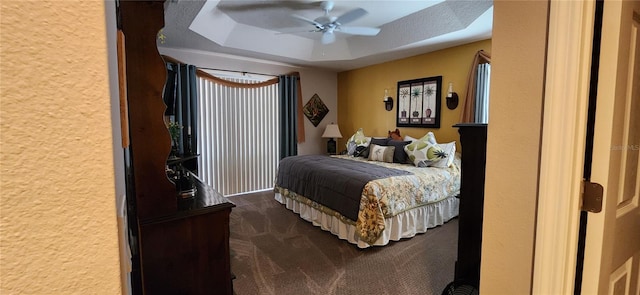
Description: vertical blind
xmin=475 ymin=63 xmax=491 ymax=124
xmin=196 ymin=76 xmax=280 ymax=196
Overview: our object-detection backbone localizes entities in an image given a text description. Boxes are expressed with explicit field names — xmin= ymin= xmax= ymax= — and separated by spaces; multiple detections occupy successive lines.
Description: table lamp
xmin=321 ymin=123 xmax=342 ymax=155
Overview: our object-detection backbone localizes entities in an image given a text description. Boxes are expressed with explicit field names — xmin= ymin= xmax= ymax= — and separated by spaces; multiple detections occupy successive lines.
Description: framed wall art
xmin=396 ymin=76 xmax=442 ymax=128
xmin=303 ymin=93 xmax=329 ymax=127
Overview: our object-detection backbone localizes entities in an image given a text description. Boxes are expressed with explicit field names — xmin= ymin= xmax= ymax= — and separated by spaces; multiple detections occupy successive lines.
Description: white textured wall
xmin=0 ymin=1 xmax=121 ymax=294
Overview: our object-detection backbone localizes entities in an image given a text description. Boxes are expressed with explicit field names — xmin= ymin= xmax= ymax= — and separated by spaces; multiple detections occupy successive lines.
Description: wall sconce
xmin=321 ymin=123 xmax=342 ymax=155
xmin=383 ymin=89 xmax=394 ymax=111
xmin=446 ymin=82 xmax=459 ymax=110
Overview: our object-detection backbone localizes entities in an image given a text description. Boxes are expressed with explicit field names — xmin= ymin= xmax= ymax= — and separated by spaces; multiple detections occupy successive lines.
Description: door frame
xmin=532 ymin=0 xmax=596 ymax=294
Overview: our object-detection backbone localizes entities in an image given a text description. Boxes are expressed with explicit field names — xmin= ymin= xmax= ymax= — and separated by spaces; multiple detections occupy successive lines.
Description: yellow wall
xmin=0 ymin=1 xmax=121 ymax=294
xmin=480 ymin=1 xmax=549 ymax=294
xmin=337 ymin=39 xmax=491 ymax=148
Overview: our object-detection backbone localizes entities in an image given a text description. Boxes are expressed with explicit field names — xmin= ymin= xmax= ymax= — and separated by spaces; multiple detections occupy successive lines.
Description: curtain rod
xmin=160 ymin=55 xmax=282 ymax=78
xmin=197 ymin=67 xmax=279 ymax=78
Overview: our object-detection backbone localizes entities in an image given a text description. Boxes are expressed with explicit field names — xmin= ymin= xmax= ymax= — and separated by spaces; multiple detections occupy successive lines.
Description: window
xmin=475 ymin=63 xmax=491 ymax=123
xmin=196 ymin=75 xmax=280 ymax=196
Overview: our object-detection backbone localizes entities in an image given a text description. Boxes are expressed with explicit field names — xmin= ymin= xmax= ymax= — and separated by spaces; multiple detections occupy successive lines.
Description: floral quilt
xmin=275 ymin=154 xmax=461 ymax=245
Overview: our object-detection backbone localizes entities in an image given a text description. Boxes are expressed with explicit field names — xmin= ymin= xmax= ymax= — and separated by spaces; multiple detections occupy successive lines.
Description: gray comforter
xmin=275 ymin=155 xmax=412 ymax=221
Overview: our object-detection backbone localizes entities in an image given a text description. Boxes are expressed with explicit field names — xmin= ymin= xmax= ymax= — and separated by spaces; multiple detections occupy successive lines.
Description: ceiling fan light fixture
xmin=321 ymin=32 xmax=336 ymax=44
xmin=281 ymin=0 xmax=379 ymax=45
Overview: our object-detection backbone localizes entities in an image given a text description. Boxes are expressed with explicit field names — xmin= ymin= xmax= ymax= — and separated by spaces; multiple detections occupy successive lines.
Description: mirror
xmin=161 ymin=54 xmax=199 ymax=198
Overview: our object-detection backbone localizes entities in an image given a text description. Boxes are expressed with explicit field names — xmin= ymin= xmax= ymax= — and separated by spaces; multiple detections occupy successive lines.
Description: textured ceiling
xmin=161 ymin=0 xmax=493 ymax=71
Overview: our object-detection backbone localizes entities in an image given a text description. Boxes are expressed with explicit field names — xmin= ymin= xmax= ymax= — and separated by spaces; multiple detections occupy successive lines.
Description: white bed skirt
xmin=274 ymin=193 xmax=460 ymax=248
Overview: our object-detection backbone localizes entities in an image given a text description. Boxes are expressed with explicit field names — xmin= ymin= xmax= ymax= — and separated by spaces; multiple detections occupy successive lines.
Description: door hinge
xmin=581 ymin=180 xmax=604 ymax=213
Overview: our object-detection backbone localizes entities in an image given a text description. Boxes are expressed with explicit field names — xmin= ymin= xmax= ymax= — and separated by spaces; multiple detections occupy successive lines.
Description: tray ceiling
xmin=161 ymin=0 xmax=493 ymax=71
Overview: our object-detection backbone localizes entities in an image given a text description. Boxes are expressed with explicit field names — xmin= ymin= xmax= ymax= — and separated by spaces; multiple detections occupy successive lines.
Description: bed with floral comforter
xmin=274 ymin=154 xmax=461 ymax=247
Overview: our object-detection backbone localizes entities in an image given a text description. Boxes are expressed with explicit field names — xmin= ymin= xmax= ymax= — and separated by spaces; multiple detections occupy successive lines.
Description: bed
xmin=274 ymin=143 xmax=461 ymax=248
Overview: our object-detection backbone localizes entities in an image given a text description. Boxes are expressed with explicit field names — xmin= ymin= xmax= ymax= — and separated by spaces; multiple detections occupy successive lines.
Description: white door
xmin=582 ymin=1 xmax=640 ymax=294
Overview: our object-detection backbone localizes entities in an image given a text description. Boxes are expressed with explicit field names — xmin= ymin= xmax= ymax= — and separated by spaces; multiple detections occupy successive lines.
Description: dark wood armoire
xmin=119 ymin=2 xmax=234 ymax=294
xmin=452 ymin=123 xmax=488 ymax=289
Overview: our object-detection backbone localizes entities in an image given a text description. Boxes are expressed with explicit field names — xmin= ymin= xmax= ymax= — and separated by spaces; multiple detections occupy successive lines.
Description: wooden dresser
xmin=119 ymin=2 xmax=234 ymax=294
xmin=139 ymin=176 xmax=234 ymax=294
xmin=452 ymin=123 xmax=488 ymax=289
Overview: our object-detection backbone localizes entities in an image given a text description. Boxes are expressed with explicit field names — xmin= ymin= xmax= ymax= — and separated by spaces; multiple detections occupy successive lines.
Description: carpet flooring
xmin=228 ymin=191 xmax=458 ymax=295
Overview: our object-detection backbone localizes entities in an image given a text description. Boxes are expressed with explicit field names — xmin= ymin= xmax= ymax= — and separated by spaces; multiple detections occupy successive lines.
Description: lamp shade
xmin=322 ymin=124 xmax=342 ymax=138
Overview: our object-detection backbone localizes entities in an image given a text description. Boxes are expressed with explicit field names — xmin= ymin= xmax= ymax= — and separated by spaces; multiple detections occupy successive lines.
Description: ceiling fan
xmin=282 ymin=1 xmax=381 ymax=44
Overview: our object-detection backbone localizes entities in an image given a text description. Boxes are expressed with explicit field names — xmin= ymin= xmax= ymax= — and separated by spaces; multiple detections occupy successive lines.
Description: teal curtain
xmin=279 ymin=75 xmax=298 ymax=159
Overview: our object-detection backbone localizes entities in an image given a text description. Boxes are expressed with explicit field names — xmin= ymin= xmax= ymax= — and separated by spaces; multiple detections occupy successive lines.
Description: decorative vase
xmin=412 ymin=111 xmax=420 ymax=117
xmin=170 ymin=139 xmax=179 ymax=158
xmin=425 ymin=108 xmax=432 ymax=118
xmin=401 ymin=110 xmax=407 ymax=118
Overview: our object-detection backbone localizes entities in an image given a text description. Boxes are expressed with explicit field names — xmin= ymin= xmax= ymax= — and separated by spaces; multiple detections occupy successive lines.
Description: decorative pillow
xmin=388 ymin=128 xmax=402 ymax=140
xmin=404 ymin=133 xmax=454 ymax=167
xmin=403 ymin=135 xmax=418 ymax=143
xmin=345 ymin=128 xmax=371 ymax=156
xmin=387 ymin=140 xmax=412 ymax=164
xmin=360 ymin=137 xmax=390 ymax=158
xmin=430 ymin=142 xmax=456 ymax=168
xmin=368 ymin=144 xmax=395 ymax=163
xmin=371 ymin=137 xmax=390 ymax=146
xmin=353 ymin=145 xmax=368 ymax=157
xmin=423 ymin=132 xmax=437 ymax=145
xmin=405 ymin=143 xmax=446 ymax=167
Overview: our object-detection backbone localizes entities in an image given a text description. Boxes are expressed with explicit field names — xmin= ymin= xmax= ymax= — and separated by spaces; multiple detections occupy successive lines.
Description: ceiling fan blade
xmin=334 ymin=7 xmax=367 ymax=25
xmin=337 ymin=26 xmax=380 ymax=36
xmin=275 ymin=27 xmax=318 ymax=34
xmin=291 ymin=14 xmax=324 ymax=29
xmin=321 ymin=32 xmax=336 ymax=44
